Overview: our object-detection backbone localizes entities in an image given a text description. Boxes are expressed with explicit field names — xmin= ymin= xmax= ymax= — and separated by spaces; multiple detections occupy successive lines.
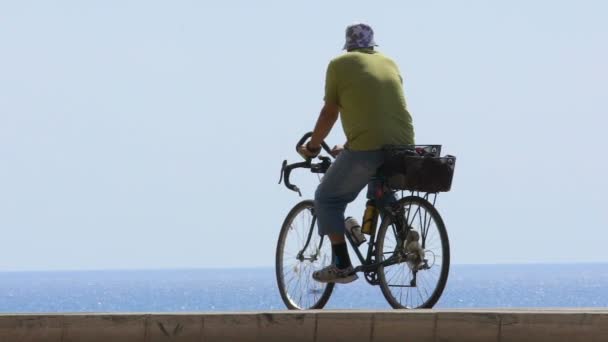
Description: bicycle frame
xmin=293 ymin=188 xmax=440 ymax=278
xmin=354 ymin=193 xmax=440 ymax=279
xmin=291 ymin=204 xmax=391 ymax=271
xmin=347 ymin=196 xmax=406 ymax=275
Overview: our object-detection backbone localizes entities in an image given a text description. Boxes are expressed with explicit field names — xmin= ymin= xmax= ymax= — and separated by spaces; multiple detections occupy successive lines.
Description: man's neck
xmin=347 ymin=47 xmax=375 ymax=52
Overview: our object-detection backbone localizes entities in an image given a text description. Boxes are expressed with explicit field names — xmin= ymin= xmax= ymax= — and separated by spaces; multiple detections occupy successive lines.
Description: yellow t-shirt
xmin=324 ymin=48 xmax=415 ymax=151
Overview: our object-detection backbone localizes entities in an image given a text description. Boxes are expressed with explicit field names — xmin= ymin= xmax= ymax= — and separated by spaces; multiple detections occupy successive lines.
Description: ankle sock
xmin=332 ymin=242 xmax=351 ymax=270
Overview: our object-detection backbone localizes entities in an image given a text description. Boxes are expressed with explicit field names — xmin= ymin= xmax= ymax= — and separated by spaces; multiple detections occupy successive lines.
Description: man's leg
xmin=312 ymin=149 xmax=384 ymax=283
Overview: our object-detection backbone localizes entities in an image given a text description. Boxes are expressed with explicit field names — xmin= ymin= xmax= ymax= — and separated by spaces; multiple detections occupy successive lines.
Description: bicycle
xmin=276 ymin=132 xmax=453 ymax=310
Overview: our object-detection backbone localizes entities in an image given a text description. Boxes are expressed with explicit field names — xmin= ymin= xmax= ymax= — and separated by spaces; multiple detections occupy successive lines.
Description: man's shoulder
xmin=327 ymin=53 xmax=363 ymax=72
xmin=328 ymin=53 xmax=351 ymax=66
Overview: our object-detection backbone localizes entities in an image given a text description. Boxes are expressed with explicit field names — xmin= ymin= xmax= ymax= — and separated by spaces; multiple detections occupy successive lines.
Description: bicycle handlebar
xmin=295 ymin=132 xmax=333 ymax=157
xmin=279 ymin=132 xmax=334 ymax=197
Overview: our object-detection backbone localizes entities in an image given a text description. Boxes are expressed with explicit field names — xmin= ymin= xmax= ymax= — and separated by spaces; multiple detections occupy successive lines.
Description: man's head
xmin=343 ymin=23 xmax=378 ymax=51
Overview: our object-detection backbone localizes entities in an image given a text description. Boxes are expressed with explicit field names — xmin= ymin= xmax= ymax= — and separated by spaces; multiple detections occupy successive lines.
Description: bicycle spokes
xmin=277 ymin=201 xmax=334 ymax=310
xmin=377 ymin=197 xmax=449 ymax=309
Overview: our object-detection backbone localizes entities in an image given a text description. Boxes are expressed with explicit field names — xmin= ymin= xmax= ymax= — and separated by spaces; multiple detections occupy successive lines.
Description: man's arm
xmin=309 ymin=101 xmax=339 ymax=148
xmin=298 ymin=101 xmax=339 ymax=158
xmin=298 ymin=60 xmax=340 ymax=158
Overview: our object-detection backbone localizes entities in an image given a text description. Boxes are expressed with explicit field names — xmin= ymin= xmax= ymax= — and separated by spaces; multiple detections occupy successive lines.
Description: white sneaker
xmin=312 ymin=264 xmax=358 ymax=284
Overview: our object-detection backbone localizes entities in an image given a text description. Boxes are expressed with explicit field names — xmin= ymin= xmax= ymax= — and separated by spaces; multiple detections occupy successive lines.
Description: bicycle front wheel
xmin=275 ymin=200 xmax=334 ymax=310
xmin=376 ymin=196 xmax=450 ymax=309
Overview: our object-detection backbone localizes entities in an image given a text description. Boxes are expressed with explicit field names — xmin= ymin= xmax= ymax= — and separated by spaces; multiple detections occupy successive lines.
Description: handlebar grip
xmin=295 ymin=132 xmax=314 ymax=154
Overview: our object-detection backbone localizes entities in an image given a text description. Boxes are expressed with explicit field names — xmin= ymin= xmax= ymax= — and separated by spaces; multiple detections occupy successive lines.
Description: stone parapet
xmin=1 ymin=309 xmax=607 ymax=341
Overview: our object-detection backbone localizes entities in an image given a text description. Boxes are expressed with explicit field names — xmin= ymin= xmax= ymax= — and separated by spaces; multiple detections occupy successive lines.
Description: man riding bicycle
xmin=298 ymin=23 xmax=415 ymax=284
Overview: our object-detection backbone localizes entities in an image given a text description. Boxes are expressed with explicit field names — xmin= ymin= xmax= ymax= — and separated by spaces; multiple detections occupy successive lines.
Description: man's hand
xmin=330 ymin=144 xmax=344 ymax=157
xmin=298 ymin=142 xmax=321 ymax=159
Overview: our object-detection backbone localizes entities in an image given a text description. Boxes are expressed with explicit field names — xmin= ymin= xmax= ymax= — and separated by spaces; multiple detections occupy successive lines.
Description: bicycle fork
xmin=295 ymin=212 xmax=322 ymax=262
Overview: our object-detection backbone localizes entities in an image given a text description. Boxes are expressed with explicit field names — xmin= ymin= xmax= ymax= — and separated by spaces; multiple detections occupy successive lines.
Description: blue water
xmin=1 ymin=264 xmax=607 ymax=312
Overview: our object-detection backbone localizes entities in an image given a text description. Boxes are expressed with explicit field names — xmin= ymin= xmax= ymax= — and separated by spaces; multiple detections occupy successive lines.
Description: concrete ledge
xmin=0 ymin=309 xmax=607 ymax=342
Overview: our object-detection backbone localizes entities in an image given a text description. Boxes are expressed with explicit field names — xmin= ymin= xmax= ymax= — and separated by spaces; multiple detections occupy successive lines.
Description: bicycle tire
xmin=275 ymin=200 xmax=334 ymax=310
xmin=376 ymin=196 xmax=450 ymax=309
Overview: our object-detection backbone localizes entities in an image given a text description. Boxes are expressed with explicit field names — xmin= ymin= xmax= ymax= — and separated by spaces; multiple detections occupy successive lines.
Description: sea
xmin=1 ymin=264 xmax=607 ymax=313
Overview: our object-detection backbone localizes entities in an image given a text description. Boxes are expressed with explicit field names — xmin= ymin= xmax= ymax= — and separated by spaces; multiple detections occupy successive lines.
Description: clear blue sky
xmin=1 ymin=1 xmax=606 ymax=271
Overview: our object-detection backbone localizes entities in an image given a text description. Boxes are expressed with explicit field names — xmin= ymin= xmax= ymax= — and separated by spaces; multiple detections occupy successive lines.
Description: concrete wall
xmin=0 ymin=309 xmax=607 ymax=342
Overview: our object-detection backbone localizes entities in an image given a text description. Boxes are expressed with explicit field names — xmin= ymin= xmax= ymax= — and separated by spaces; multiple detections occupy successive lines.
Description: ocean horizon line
xmin=1 ymin=261 xmax=607 ymax=273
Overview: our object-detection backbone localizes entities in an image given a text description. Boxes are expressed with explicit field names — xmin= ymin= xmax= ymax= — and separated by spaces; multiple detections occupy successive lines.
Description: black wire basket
xmin=381 ymin=145 xmax=456 ymax=193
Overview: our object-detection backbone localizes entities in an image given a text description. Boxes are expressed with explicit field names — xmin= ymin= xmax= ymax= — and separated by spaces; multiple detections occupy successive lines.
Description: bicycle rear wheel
xmin=276 ymin=200 xmax=334 ymax=310
xmin=376 ymin=196 xmax=450 ymax=309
